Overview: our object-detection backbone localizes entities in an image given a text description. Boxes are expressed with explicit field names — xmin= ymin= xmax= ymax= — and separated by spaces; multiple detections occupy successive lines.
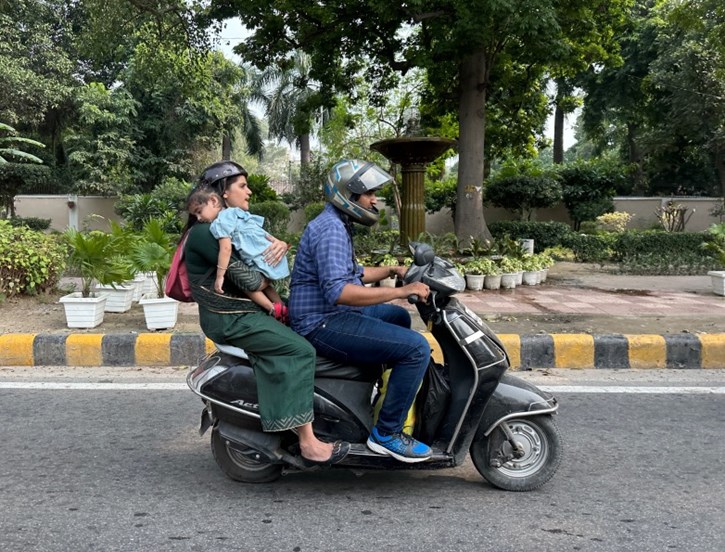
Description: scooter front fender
xmin=477 ymin=374 xmax=558 ymax=438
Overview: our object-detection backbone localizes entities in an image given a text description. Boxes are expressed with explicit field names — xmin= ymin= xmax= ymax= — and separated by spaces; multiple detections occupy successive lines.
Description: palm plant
xmin=128 ymin=219 xmax=175 ymax=298
xmin=257 ymin=51 xmax=326 ymax=166
xmin=0 ymin=122 xmax=44 ymax=164
xmin=64 ymin=229 xmax=130 ymax=297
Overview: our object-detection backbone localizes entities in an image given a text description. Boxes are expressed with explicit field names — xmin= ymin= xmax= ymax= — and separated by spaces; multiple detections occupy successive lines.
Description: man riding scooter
xmin=289 ymin=159 xmax=434 ymax=463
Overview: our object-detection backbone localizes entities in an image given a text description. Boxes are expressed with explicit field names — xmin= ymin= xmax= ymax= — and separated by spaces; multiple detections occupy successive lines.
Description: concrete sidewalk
xmin=1 ymin=263 xmax=723 ymax=368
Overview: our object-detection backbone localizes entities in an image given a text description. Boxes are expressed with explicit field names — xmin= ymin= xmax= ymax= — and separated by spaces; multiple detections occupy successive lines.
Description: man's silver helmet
xmin=324 ymin=159 xmax=393 ymax=226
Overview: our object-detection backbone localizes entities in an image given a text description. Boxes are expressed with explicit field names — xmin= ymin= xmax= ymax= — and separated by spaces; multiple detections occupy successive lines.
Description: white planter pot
xmin=514 ymin=271 xmax=523 ymax=286
xmin=141 ymin=272 xmax=158 ymax=296
xmin=707 ymin=270 xmax=725 ymax=296
xmin=500 ymin=273 xmax=517 ymax=289
xmin=94 ymin=284 xmax=135 ymax=313
xmin=465 ymin=274 xmax=485 ymax=291
xmin=484 ymin=274 xmax=502 ymax=290
xmin=139 ymin=294 xmax=179 ymax=330
xmin=538 ymin=269 xmax=548 ymax=283
xmin=59 ymin=292 xmax=107 ymax=329
xmin=379 ymin=276 xmax=397 ymax=288
xmin=522 ymin=270 xmax=540 ymax=286
xmin=131 ymin=274 xmax=147 ymax=302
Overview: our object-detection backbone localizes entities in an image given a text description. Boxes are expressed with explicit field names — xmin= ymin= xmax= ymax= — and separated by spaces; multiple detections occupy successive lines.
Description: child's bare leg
xmin=246 ymin=290 xmax=274 ymax=312
xmin=263 ymin=286 xmax=282 ymax=304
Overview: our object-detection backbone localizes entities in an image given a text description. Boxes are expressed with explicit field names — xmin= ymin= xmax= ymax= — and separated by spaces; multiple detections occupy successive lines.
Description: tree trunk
xmin=627 ymin=123 xmax=647 ymax=195
xmin=299 ymin=133 xmax=311 ymax=167
xmin=714 ymin=143 xmax=725 ymax=198
xmin=222 ymin=133 xmax=232 ymax=160
xmin=456 ymin=51 xmax=491 ymax=245
xmin=553 ymin=102 xmax=564 ymax=164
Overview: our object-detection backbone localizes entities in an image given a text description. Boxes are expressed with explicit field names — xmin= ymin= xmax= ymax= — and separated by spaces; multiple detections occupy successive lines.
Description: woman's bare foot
xmin=299 ymin=440 xmax=334 ymax=462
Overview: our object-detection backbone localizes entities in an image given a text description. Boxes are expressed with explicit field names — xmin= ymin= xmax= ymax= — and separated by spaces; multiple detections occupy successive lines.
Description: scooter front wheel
xmin=211 ymin=428 xmax=282 ymax=483
xmin=470 ymin=415 xmax=562 ymax=492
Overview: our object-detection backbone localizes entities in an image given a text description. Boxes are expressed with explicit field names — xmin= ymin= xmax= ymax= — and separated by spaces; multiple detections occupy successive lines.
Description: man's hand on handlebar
xmin=402 ymin=282 xmax=430 ymax=303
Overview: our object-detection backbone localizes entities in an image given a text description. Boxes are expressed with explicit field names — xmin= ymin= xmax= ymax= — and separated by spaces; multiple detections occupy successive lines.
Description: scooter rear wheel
xmin=211 ymin=428 xmax=282 ymax=483
xmin=470 ymin=415 xmax=562 ymax=492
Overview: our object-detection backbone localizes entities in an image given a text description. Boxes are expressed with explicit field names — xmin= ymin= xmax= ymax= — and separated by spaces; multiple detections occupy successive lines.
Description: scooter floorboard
xmin=334 ymin=443 xmax=455 ymax=470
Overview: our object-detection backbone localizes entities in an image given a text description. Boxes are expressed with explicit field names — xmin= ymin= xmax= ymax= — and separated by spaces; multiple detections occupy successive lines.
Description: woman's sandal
xmin=301 ymin=440 xmax=350 ymax=466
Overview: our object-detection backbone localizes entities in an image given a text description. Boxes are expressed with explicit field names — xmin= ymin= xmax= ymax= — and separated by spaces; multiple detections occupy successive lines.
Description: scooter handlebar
xmin=407 ymin=294 xmax=420 ymax=304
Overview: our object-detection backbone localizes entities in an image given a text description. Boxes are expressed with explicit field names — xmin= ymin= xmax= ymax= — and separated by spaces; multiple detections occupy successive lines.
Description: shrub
xmin=557 ymin=159 xmax=625 ymax=230
xmin=303 ymin=201 xmax=325 ymax=223
xmin=0 ymin=220 xmax=66 ymax=297
xmin=484 ymin=174 xmax=562 ymax=221
xmin=464 ymin=257 xmax=498 ymax=275
xmin=249 ymin=200 xmax=291 ymax=239
xmin=596 ymin=212 xmax=633 ymax=233
xmin=561 ymin=233 xmax=617 ymax=264
xmin=614 ymin=230 xmax=717 ymax=274
xmin=9 ymin=216 xmax=52 ymax=231
xmin=488 ymin=221 xmax=573 ymax=252
xmin=247 ymin=174 xmax=278 ymax=203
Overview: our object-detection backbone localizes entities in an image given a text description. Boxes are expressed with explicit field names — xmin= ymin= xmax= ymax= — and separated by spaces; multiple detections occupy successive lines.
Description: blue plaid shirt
xmin=289 ymin=204 xmax=364 ymax=335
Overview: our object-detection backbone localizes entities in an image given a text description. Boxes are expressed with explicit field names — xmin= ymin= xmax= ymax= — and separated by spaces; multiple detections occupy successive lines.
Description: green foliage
xmin=542 ymin=245 xmax=576 ymax=262
xmin=8 ymin=216 xmax=51 ymax=231
xmin=246 ymin=174 xmax=278 ymax=203
xmin=303 ymin=201 xmax=325 ymax=223
xmin=283 ymin=157 xmax=328 ymax=210
xmin=249 ymin=200 xmax=291 ymax=239
xmin=497 ymin=256 xmax=523 ymax=274
xmin=413 ymin=232 xmax=460 ymax=257
xmin=128 ymin=219 xmax=175 ymax=298
xmin=561 ymin=233 xmax=616 ymax=264
xmin=701 ymin=224 xmax=725 ymax=268
xmin=64 ymin=228 xmax=129 ymax=297
xmin=464 ymin=257 xmax=498 ymax=276
xmin=488 ymin=221 xmax=573 ymax=253
xmin=354 ymin=229 xmax=401 ymax=257
xmin=0 ymin=220 xmax=66 ymax=297
xmin=425 ymin=176 xmax=458 ymax=215
xmin=115 ymin=176 xmax=192 ymax=234
xmin=64 ymin=82 xmax=138 ymax=195
xmin=557 ymin=160 xmax=624 ymax=229
xmin=484 ymin=174 xmax=563 ymax=220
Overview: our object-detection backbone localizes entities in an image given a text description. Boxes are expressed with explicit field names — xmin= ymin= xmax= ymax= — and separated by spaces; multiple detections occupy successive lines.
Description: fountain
xmin=370 ymin=136 xmax=456 ymax=245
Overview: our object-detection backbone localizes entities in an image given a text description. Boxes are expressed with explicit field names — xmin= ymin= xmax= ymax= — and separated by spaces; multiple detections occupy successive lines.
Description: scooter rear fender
xmin=477 ymin=374 xmax=558 ymax=438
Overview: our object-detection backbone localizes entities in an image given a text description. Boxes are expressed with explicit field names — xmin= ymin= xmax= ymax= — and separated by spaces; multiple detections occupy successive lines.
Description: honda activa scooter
xmin=187 ymin=243 xmax=562 ymax=491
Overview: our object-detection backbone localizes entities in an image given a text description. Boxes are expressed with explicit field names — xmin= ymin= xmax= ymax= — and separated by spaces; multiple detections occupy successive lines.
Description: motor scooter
xmin=187 ymin=243 xmax=562 ymax=491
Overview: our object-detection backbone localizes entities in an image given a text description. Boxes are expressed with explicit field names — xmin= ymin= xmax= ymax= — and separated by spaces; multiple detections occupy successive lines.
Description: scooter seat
xmin=213 ymin=342 xmax=380 ymax=382
xmin=315 ymin=356 xmax=382 ymax=382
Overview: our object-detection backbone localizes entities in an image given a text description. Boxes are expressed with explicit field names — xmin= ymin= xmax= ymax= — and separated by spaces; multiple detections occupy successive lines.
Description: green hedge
xmin=250 ymin=200 xmax=291 ymax=239
xmin=488 ymin=221 xmax=573 ymax=252
xmin=612 ymin=231 xmax=717 ymax=274
xmin=0 ymin=221 xmax=67 ymax=297
xmin=9 ymin=216 xmax=52 ymax=231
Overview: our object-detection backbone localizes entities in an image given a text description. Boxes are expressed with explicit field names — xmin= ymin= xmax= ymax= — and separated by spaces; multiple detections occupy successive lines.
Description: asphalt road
xmin=1 ymin=378 xmax=723 ymax=552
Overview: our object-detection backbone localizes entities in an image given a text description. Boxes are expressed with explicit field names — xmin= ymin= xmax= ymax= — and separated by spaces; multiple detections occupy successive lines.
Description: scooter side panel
xmin=476 ymin=374 xmax=558 ymax=438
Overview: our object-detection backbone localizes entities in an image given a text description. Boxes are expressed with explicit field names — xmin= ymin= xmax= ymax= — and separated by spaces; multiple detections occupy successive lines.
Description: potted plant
xmin=498 ymin=256 xmax=522 ymax=289
xmin=93 ymin=221 xmax=137 ymax=313
xmin=59 ymin=229 xmax=127 ymax=328
xmin=377 ymin=253 xmax=399 ymax=288
xmin=482 ymin=260 xmax=502 ymax=290
xmin=129 ymin=219 xmax=178 ymax=329
xmin=537 ymin=253 xmax=555 ymax=283
xmin=702 ymin=223 xmax=725 ymax=296
xmin=463 ymin=258 xmax=486 ymax=290
xmin=521 ymin=255 xmax=541 ymax=286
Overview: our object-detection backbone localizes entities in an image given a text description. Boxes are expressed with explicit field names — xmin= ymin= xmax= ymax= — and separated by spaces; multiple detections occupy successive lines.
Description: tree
xmin=0 ymin=122 xmax=46 ymax=216
xmin=208 ymin=0 xmax=629 ymax=244
xmin=258 ymin=51 xmax=324 ymax=167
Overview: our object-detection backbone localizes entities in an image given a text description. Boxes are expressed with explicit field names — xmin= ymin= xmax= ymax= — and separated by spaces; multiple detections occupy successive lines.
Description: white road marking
xmin=0 ymin=382 xmax=723 ymax=394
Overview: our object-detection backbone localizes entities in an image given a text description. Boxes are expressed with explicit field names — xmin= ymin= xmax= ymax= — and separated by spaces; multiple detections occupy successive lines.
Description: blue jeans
xmin=305 ymin=304 xmax=430 ymax=435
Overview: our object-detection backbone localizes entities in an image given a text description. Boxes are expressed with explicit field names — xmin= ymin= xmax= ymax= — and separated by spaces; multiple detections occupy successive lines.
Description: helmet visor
xmin=347 ymin=164 xmax=393 ymax=194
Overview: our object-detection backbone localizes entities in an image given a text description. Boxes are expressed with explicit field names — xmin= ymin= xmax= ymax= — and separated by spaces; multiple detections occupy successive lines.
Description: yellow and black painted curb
xmin=1 ymin=332 xmax=724 ymax=369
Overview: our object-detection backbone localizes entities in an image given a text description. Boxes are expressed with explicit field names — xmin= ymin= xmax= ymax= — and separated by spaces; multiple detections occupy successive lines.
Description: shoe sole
xmin=366 ymin=439 xmax=431 ymax=464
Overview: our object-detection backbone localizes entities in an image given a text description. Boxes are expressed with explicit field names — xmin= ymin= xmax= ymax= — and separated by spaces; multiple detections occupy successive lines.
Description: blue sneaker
xmin=367 ymin=427 xmax=432 ymax=463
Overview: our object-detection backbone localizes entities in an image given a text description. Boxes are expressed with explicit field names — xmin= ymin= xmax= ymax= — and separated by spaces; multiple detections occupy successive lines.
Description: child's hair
xmin=186 ymin=186 xmax=222 ymax=212
xmin=185 ymin=186 xmax=223 ymax=229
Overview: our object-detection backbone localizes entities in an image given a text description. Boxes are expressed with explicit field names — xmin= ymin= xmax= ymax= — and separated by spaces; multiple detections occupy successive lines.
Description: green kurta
xmin=185 ymin=223 xmax=315 ymax=432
